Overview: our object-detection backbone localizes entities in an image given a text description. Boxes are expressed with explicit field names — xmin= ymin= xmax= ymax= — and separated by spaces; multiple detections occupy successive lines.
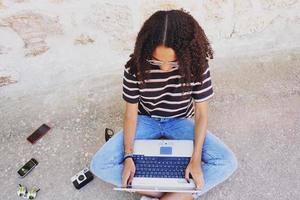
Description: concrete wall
xmin=0 ymin=0 xmax=299 ymax=94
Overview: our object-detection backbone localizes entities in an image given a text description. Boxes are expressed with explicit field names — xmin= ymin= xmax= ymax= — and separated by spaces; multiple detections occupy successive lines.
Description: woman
xmin=90 ymin=9 xmax=238 ymax=200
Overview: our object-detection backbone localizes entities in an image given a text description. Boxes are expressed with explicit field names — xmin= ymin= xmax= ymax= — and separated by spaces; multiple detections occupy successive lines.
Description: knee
xmin=90 ymin=154 xmax=105 ymax=178
xmin=223 ymin=149 xmax=238 ymax=174
xmin=90 ymin=155 xmax=97 ymax=175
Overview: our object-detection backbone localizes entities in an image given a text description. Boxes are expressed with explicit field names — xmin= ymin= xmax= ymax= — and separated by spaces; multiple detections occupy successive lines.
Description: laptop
xmin=114 ymin=139 xmax=201 ymax=193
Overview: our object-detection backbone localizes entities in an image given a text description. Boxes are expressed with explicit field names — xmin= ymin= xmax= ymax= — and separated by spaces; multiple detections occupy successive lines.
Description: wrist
xmin=121 ymin=152 xmax=134 ymax=164
xmin=124 ymin=147 xmax=133 ymax=155
xmin=124 ymin=152 xmax=134 ymax=157
xmin=124 ymin=156 xmax=134 ymax=163
xmin=124 ymin=149 xmax=134 ymax=156
xmin=191 ymin=155 xmax=201 ymax=163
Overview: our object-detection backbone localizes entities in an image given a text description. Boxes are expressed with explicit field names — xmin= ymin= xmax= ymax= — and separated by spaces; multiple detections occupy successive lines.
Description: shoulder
xmin=124 ymin=66 xmax=139 ymax=77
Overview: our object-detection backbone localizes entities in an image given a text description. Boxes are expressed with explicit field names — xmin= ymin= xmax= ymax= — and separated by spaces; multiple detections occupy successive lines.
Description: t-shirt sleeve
xmin=122 ymin=67 xmax=140 ymax=103
xmin=191 ymin=63 xmax=214 ymax=102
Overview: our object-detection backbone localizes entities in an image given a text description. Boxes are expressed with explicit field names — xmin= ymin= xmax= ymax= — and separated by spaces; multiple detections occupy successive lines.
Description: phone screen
xmin=17 ymin=159 xmax=38 ymax=177
xmin=27 ymin=124 xmax=51 ymax=144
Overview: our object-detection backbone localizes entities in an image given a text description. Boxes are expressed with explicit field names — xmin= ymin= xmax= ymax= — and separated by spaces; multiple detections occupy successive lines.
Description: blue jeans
xmin=90 ymin=114 xmax=238 ymax=199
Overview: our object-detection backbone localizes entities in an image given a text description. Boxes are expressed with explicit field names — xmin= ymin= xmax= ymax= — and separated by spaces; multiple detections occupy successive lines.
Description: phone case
xmin=17 ymin=158 xmax=38 ymax=178
xmin=27 ymin=124 xmax=51 ymax=144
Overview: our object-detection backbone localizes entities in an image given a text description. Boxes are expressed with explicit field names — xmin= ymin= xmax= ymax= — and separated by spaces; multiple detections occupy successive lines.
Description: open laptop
xmin=114 ymin=139 xmax=201 ymax=194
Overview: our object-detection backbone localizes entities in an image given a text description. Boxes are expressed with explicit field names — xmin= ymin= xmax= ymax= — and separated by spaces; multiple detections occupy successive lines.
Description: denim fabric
xmin=90 ymin=114 xmax=238 ymax=199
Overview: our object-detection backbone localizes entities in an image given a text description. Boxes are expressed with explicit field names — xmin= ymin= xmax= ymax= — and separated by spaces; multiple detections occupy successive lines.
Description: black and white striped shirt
xmin=122 ymin=64 xmax=214 ymax=118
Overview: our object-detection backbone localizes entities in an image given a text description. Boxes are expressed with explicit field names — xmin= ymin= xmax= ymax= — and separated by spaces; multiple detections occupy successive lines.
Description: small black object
xmin=120 ymin=154 xmax=134 ymax=164
xmin=158 ymin=135 xmax=168 ymax=139
xmin=17 ymin=158 xmax=38 ymax=178
xmin=71 ymin=167 xmax=94 ymax=190
xmin=105 ymin=128 xmax=114 ymax=142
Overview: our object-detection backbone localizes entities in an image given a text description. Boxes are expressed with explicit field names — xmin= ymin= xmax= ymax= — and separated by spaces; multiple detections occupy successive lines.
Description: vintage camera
xmin=71 ymin=167 xmax=94 ymax=189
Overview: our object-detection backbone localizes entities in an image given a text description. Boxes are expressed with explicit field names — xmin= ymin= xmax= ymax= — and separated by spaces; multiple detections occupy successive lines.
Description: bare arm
xmin=121 ymin=102 xmax=139 ymax=187
xmin=191 ymin=100 xmax=209 ymax=162
xmin=123 ymin=102 xmax=139 ymax=154
xmin=185 ymin=100 xmax=209 ymax=189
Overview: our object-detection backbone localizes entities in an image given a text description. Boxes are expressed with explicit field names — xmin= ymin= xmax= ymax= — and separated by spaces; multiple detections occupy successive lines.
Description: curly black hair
xmin=125 ymin=8 xmax=214 ymax=93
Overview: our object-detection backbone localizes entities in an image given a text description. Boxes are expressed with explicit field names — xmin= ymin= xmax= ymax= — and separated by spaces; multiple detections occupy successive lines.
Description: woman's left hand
xmin=185 ymin=159 xmax=204 ymax=190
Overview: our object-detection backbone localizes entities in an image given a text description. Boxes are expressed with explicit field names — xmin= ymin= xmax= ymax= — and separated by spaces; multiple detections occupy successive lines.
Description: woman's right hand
xmin=122 ymin=157 xmax=136 ymax=188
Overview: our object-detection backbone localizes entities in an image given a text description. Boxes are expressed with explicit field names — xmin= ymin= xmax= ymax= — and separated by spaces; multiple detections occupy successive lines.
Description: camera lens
xmin=78 ymin=175 xmax=85 ymax=181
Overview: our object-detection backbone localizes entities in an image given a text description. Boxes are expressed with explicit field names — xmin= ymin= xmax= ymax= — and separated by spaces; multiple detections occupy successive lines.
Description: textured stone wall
xmin=0 ymin=0 xmax=299 ymax=91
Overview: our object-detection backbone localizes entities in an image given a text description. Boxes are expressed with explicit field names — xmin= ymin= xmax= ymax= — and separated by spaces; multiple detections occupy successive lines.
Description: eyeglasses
xmin=146 ymin=59 xmax=179 ymax=68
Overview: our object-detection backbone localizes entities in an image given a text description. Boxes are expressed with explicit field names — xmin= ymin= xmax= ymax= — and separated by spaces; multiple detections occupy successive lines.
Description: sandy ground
xmin=0 ymin=49 xmax=299 ymax=200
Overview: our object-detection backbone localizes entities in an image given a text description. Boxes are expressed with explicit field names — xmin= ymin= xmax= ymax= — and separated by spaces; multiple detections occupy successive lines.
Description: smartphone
xmin=27 ymin=123 xmax=51 ymax=144
xmin=17 ymin=158 xmax=38 ymax=178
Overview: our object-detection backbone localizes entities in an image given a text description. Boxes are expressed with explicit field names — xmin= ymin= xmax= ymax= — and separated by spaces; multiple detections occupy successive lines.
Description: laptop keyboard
xmin=133 ymin=155 xmax=190 ymax=178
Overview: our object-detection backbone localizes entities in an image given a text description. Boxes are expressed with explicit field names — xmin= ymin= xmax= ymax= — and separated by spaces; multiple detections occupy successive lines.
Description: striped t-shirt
xmin=122 ymin=63 xmax=214 ymax=118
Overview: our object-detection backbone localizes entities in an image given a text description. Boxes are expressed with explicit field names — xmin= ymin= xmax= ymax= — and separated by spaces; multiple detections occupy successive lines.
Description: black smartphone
xmin=27 ymin=123 xmax=51 ymax=144
xmin=17 ymin=158 xmax=38 ymax=178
